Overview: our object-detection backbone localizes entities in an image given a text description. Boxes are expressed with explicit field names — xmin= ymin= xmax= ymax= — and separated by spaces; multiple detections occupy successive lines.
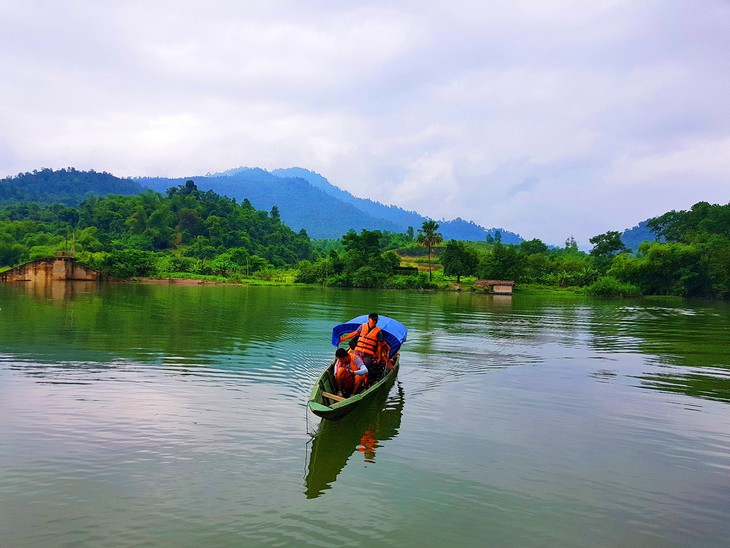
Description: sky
xmin=1 ymin=1 xmax=729 ymax=246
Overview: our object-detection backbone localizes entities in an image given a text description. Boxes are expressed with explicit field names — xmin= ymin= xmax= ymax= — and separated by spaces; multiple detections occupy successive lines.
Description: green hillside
xmin=0 ymin=180 xmax=312 ymax=278
xmin=0 ymin=168 xmax=143 ymax=206
xmin=138 ymin=169 xmax=401 ymax=239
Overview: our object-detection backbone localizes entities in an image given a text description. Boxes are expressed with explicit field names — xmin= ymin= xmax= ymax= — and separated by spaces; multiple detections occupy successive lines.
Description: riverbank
xmin=133 ymin=275 xmax=296 ymax=286
xmin=131 ymin=274 xmax=599 ymax=297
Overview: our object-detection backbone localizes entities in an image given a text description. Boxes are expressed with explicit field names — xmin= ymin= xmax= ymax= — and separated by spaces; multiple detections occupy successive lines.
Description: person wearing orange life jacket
xmin=333 ymin=347 xmax=368 ymax=397
xmin=339 ymin=313 xmax=385 ymax=381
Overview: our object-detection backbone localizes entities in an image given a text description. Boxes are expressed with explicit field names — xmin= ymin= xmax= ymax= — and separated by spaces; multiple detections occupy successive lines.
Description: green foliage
xmin=95 ymin=249 xmax=157 ymax=279
xmin=441 ymin=240 xmax=478 ymax=282
xmin=2 ymin=180 xmax=728 ymax=300
xmin=478 ymin=243 xmax=524 ymax=281
xmin=0 ymin=242 xmax=26 ymax=266
xmin=520 ymin=238 xmax=548 ymax=255
xmin=586 ymin=276 xmax=642 ymax=297
xmin=0 ymin=182 xmax=313 ymax=280
xmin=352 ymin=266 xmax=388 ymax=288
xmin=589 ymin=231 xmax=628 ymax=257
xmin=153 ymin=254 xmax=196 ymax=276
xmin=0 ymin=167 xmax=142 ymax=207
xmin=648 ymin=201 xmax=730 ymax=243
xmin=609 ymin=242 xmax=710 ymax=297
xmin=389 ymin=273 xmax=430 ymax=289
xmin=295 ymin=229 xmax=403 ymax=288
xmin=699 ymin=235 xmax=730 ymax=299
xmin=564 ymin=235 xmax=579 ymax=251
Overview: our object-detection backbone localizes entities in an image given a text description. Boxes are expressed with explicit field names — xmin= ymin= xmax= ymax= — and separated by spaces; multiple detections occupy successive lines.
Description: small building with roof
xmin=474 ymin=279 xmax=515 ymax=295
xmin=0 ymin=254 xmax=99 ymax=283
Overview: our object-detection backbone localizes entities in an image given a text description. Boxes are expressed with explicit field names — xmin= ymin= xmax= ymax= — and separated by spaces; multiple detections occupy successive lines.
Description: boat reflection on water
xmin=304 ymin=381 xmax=404 ymax=499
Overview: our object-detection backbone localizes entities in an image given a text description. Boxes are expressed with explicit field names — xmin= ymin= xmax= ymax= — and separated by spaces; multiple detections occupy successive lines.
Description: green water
xmin=1 ymin=282 xmax=729 ymax=547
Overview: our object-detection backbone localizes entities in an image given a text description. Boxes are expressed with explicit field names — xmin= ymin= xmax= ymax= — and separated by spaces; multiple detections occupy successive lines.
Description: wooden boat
xmin=307 ymin=315 xmax=407 ymax=421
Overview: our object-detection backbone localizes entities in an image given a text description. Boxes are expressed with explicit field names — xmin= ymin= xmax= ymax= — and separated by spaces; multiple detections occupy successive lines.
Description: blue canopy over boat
xmin=331 ymin=315 xmax=408 ymax=358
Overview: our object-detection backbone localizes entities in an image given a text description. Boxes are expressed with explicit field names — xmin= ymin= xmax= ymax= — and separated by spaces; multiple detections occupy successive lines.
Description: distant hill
xmin=0 ymin=168 xmax=143 ymax=206
xmin=621 ymin=220 xmax=660 ymax=251
xmin=138 ymin=169 xmax=402 ymax=239
xmin=0 ymin=165 xmax=523 ymax=242
xmin=271 ymin=167 xmax=426 ymax=230
xmin=271 ymin=167 xmax=523 ymax=242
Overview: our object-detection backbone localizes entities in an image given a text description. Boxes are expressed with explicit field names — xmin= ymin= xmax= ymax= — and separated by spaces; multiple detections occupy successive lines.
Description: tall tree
xmin=441 ymin=240 xmax=478 ymax=282
xmin=417 ymin=220 xmax=443 ymax=282
xmin=478 ymin=242 xmax=525 ymax=281
xmin=589 ymin=230 xmax=628 ymax=257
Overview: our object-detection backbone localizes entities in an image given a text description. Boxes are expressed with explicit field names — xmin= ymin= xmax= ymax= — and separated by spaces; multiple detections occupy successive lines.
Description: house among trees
xmin=0 ymin=254 xmax=99 ymax=283
xmin=475 ymin=279 xmax=515 ymax=295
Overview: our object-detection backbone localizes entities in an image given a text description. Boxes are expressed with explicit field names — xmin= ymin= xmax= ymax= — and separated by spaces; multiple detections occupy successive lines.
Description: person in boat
xmin=334 ymin=347 xmax=368 ymax=397
xmin=338 ymin=313 xmax=386 ymax=382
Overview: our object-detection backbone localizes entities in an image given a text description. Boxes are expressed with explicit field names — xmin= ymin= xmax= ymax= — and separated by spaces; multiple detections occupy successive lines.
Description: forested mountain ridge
xmin=139 ymin=169 xmax=403 ymax=238
xmin=269 ymin=167 xmax=523 ymax=243
xmin=2 ymin=166 xmax=524 ymax=241
xmin=0 ymin=168 xmax=143 ymax=206
xmin=270 ymin=167 xmax=426 ymax=230
xmin=0 ymin=180 xmax=313 ymax=276
xmin=2 ymin=170 xmax=728 ymax=298
xmin=0 ymin=166 xmax=676 ymax=248
xmin=621 ymin=220 xmax=660 ymax=251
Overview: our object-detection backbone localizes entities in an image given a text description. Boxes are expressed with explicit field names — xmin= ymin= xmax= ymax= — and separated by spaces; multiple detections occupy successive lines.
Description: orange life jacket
xmin=336 ymin=355 xmax=359 ymax=376
xmin=336 ymin=354 xmax=368 ymax=394
xmin=355 ymin=322 xmax=381 ymax=358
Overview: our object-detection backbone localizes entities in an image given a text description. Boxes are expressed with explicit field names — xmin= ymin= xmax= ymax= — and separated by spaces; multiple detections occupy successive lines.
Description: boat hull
xmin=308 ymin=356 xmax=400 ymax=421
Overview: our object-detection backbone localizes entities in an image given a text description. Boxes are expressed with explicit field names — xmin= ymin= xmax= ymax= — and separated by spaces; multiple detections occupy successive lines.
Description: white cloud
xmin=1 ymin=0 xmax=729 ymax=245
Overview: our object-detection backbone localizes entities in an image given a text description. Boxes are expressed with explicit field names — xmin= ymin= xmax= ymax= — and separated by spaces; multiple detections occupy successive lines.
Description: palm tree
xmin=417 ymin=220 xmax=443 ymax=281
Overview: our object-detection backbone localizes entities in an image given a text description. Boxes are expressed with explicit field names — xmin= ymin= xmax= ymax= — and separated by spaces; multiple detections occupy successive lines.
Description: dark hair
xmin=368 ymin=313 xmax=379 ymax=322
xmin=335 ymin=348 xmax=348 ymax=358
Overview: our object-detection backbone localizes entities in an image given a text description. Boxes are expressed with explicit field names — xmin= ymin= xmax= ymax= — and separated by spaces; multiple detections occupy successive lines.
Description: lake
xmin=1 ymin=282 xmax=729 ymax=547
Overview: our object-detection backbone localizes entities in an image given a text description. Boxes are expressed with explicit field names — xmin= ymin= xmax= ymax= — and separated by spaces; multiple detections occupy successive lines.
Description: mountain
xmin=271 ymin=167 xmax=523 ymax=242
xmin=138 ymin=168 xmax=403 ymax=238
xmin=621 ymin=220 xmax=660 ymax=252
xmin=0 ymin=168 xmax=143 ymax=206
xmin=1 ymin=165 xmax=524 ymax=242
xmin=271 ymin=167 xmax=426 ymax=229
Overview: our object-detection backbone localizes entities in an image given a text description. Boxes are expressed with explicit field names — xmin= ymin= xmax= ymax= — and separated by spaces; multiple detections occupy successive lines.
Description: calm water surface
xmin=1 ymin=282 xmax=729 ymax=547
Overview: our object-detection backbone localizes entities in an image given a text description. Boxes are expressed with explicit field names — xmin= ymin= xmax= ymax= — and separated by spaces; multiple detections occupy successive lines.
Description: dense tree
xmin=2 ymin=186 xmax=728 ymax=299
xmin=648 ymin=201 xmax=730 ymax=242
xmin=610 ymin=242 xmax=708 ymax=296
xmin=606 ymin=201 xmax=730 ymax=298
xmin=564 ymin=235 xmax=578 ymax=251
xmin=590 ymin=230 xmax=629 ymax=272
xmin=441 ymin=240 xmax=478 ymax=282
xmin=519 ymin=238 xmax=548 ymax=255
xmin=590 ymin=231 xmax=628 ymax=257
xmin=478 ymin=243 xmax=524 ymax=281
xmin=0 ymin=167 xmax=142 ymax=207
xmin=0 ymin=182 xmax=314 ymax=278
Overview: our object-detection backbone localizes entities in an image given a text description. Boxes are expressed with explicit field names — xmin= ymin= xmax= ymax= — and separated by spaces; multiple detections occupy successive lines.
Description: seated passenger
xmin=339 ymin=313 xmax=385 ymax=381
xmin=334 ymin=347 xmax=368 ymax=397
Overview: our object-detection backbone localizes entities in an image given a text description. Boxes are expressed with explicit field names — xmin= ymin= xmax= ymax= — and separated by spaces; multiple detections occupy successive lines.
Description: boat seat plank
xmin=322 ymin=391 xmax=345 ymax=402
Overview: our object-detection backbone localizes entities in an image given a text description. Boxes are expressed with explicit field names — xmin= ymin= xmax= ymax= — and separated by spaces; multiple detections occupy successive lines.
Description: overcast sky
xmin=2 ymin=1 xmax=728 ymax=246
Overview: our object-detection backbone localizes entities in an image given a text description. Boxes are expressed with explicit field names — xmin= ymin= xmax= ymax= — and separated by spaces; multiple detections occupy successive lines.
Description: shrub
xmin=352 ymin=266 xmax=388 ymax=288
xmin=586 ymin=276 xmax=642 ymax=297
xmin=98 ymin=249 xmax=156 ymax=278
